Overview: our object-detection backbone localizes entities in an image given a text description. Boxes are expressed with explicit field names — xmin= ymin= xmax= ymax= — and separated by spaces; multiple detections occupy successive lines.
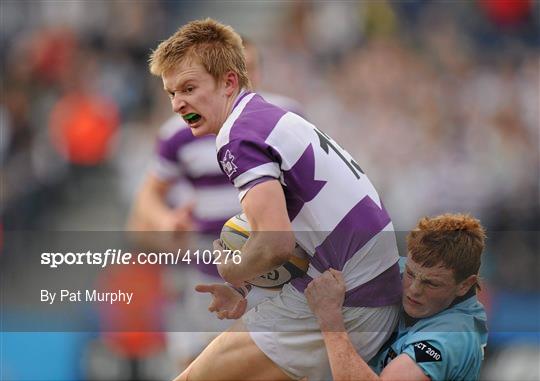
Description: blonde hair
xmin=407 ymin=213 xmax=486 ymax=286
xmin=149 ymin=18 xmax=251 ymax=89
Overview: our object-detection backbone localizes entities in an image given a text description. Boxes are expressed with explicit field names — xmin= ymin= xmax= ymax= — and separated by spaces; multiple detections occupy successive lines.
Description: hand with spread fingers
xmin=195 ymin=283 xmax=247 ymax=320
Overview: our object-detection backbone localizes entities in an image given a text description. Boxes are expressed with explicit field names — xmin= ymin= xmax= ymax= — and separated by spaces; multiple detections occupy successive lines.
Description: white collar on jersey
xmin=216 ymin=89 xmax=256 ymax=150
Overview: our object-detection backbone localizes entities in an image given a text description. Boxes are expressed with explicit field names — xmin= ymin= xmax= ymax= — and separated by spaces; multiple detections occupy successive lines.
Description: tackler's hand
xmin=305 ymin=269 xmax=346 ymax=331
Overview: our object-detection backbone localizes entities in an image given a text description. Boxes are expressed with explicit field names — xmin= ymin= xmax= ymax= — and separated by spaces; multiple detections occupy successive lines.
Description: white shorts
xmin=243 ymin=283 xmax=400 ymax=381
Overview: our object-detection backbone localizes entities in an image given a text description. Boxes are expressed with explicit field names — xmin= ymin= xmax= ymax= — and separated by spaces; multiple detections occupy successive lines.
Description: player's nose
xmin=171 ymin=95 xmax=187 ymax=114
xmin=408 ymin=279 xmax=423 ymax=295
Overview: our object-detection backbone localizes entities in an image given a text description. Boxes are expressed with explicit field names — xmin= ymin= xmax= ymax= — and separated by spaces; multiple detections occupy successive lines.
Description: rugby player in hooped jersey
xmin=129 ymin=36 xmax=304 ymax=371
xmin=149 ymin=18 xmax=402 ymax=381
xmin=305 ymin=214 xmax=489 ymax=381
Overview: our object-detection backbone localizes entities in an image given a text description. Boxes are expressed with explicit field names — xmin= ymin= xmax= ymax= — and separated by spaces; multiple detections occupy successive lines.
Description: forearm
xmin=127 ymin=176 xmax=190 ymax=250
xmin=224 ymin=179 xmax=295 ymax=284
xmin=322 ymin=331 xmax=380 ymax=381
xmin=132 ymin=181 xmax=171 ymax=228
xmin=219 ymin=231 xmax=295 ymax=284
xmin=315 ymin=310 xmax=380 ymax=381
xmin=132 ymin=171 xmax=193 ymax=234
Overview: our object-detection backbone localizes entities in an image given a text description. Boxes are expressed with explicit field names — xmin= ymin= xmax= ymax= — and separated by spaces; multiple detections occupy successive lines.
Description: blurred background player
xmin=305 ymin=213 xmax=488 ymax=381
xmin=127 ymin=37 xmax=304 ymax=372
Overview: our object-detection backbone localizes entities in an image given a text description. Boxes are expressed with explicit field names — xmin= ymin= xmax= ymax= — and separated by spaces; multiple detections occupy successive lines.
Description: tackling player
xmin=305 ymin=213 xmax=488 ymax=381
xmin=149 ymin=18 xmax=402 ymax=381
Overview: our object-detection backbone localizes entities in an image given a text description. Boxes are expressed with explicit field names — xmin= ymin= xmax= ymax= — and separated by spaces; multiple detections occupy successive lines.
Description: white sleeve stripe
xmin=232 ymin=162 xmax=280 ymax=189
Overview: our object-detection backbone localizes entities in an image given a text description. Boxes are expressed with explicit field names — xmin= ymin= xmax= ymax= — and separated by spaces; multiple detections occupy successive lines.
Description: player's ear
xmin=223 ymin=71 xmax=239 ymax=96
xmin=456 ymin=274 xmax=477 ymax=296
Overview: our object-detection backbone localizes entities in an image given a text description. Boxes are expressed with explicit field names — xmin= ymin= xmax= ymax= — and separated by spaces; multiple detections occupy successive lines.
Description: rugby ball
xmin=220 ymin=213 xmax=310 ymax=289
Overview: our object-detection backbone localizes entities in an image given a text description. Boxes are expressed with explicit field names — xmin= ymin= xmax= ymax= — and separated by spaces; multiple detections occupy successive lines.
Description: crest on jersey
xmin=220 ymin=149 xmax=237 ymax=178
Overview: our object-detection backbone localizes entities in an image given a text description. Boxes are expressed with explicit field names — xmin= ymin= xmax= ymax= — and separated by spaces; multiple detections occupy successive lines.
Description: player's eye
xmin=168 ymin=91 xmax=175 ymax=100
xmin=184 ymin=86 xmax=194 ymax=93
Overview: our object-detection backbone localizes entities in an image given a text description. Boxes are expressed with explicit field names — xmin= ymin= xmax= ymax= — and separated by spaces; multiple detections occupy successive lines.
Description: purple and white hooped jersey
xmin=216 ymin=92 xmax=402 ymax=308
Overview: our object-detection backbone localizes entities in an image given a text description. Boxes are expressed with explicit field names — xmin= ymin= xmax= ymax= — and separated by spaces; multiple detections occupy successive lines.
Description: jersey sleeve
xmin=400 ymin=302 xmax=487 ymax=381
xmin=216 ymin=137 xmax=281 ymax=201
xmin=401 ymin=328 xmax=482 ymax=381
xmin=400 ymin=336 xmax=450 ymax=381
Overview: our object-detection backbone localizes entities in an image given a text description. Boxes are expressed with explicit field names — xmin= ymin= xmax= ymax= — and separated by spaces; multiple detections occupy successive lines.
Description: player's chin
xmin=189 ymin=123 xmax=208 ymax=137
xmin=404 ymin=306 xmax=417 ymax=317
xmin=189 ymin=126 xmax=203 ymax=136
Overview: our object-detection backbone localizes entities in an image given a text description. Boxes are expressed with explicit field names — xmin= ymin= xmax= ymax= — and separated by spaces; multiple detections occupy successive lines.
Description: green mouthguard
xmin=185 ymin=113 xmax=199 ymax=120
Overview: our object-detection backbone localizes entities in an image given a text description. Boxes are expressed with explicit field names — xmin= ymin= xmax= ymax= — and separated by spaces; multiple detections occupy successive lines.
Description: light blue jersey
xmin=370 ymin=292 xmax=488 ymax=381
